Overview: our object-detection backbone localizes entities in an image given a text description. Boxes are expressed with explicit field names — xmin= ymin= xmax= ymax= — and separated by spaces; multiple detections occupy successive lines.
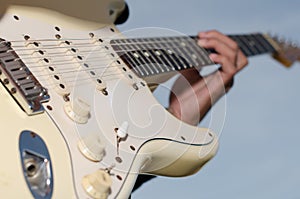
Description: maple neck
xmin=110 ymin=33 xmax=277 ymax=78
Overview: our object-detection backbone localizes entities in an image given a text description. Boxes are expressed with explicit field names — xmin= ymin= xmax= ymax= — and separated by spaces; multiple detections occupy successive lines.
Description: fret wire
xmin=134 ymin=38 xmax=164 ymax=74
xmin=149 ymin=37 xmax=176 ymax=71
xmin=239 ymin=35 xmax=260 ymax=55
xmin=116 ymin=39 xmax=146 ymax=76
xmin=242 ymin=35 xmax=259 ymax=53
xmin=243 ymin=34 xmax=265 ymax=54
xmin=130 ymin=38 xmax=155 ymax=75
xmin=189 ymin=40 xmax=213 ymax=66
xmin=122 ymin=54 xmax=141 ymax=76
xmin=125 ymin=39 xmax=151 ymax=77
xmin=172 ymin=37 xmax=197 ymax=69
xmin=249 ymin=34 xmax=269 ymax=54
xmin=181 ymin=37 xmax=199 ymax=67
xmin=157 ymin=37 xmax=183 ymax=71
xmin=143 ymin=38 xmax=169 ymax=73
xmin=179 ymin=37 xmax=203 ymax=67
xmin=146 ymin=38 xmax=170 ymax=72
xmin=163 ymin=37 xmax=189 ymax=70
xmin=230 ymin=35 xmax=253 ymax=56
xmin=184 ymin=36 xmax=210 ymax=65
xmin=144 ymin=49 xmax=165 ymax=74
xmin=170 ymin=38 xmax=196 ymax=69
xmin=235 ymin=35 xmax=254 ymax=56
xmin=154 ymin=37 xmax=181 ymax=71
xmin=179 ymin=38 xmax=204 ymax=65
xmin=255 ymin=34 xmax=276 ymax=52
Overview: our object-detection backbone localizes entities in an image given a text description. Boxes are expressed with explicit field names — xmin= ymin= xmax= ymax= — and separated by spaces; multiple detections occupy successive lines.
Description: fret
xmin=163 ymin=37 xmax=190 ymax=69
xmin=249 ymin=34 xmax=269 ymax=53
xmin=229 ymin=34 xmax=275 ymax=57
xmin=186 ymin=40 xmax=206 ymax=65
xmin=179 ymin=37 xmax=202 ymax=67
xmin=255 ymin=34 xmax=276 ymax=53
xmin=110 ymin=32 xmax=278 ymax=78
xmin=116 ymin=39 xmax=146 ymax=76
xmin=133 ymin=38 xmax=163 ymax=74
xmin=239 ymin=35 xmax=260 ymax=55
xmin=229 ymin=35 xmax=251 ymax=56
xmin=155 ymin=37 xmax=180 ymax=71
xmin=147 ymin=49 xmax=166 ymax=73
xmin=189 ymin=40 xmax=213 ymax=66
xmin=151 ymin=37 xmax=176 ymax=71
xmin=130 ymin=38 xmax=155 ymax=76
xmin=125 ymin=40 xmax=151 ymax=77
xmin=243 ymin=35 xmax=264 ymax=55
xmin=143 ymin=38 xmax=169 ymax=72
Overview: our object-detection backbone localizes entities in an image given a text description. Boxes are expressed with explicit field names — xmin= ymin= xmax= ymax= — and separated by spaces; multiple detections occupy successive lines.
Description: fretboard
xmin=110 ymin=33 xmax=276 ymax=78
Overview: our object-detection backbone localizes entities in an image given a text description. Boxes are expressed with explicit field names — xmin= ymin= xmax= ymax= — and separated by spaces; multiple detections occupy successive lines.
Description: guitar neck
xmin=111 ymin=33 xmax=277 ymax=78
xmin=227 ymin=34 xmax=277 ymax=56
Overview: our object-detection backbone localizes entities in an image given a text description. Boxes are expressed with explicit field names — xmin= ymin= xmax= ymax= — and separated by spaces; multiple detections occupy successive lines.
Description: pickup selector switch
xmin=116 ymin=121 xmax=128 ymax=139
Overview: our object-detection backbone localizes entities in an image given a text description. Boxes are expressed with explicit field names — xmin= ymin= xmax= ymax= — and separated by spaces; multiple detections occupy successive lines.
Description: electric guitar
xmin=0 ymin=1 xmax=299 ymax=199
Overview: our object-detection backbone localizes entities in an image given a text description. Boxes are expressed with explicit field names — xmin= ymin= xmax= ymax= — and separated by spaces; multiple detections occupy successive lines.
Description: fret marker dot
xmin=133 ymin=53 xmax=139 ymax=58
xmin=181 ymin=42 xmax=186 ymax=46
xmin=192 ymin=54 xmax=197 ymax=59
xmin=167 ymin=50 xmax=173 ymax=54
xmin=155 ymin=51 xmax=161 ymax=56
xmin=144 ymin=52 xmax=150 ymax=57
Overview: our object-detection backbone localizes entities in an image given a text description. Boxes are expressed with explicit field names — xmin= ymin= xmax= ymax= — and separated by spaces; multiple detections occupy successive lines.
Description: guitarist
xmin=117 ymin=3 xmax=248 ymax=197
xmin=131 ymin=29 xmax=248 ymax=195
xmin=115 ymin=0 xmax=248 ymax=196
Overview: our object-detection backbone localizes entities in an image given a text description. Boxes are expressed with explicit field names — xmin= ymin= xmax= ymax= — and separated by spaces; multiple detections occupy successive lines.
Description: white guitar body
xmin=0 ymin=1 xmax=218 ymax=198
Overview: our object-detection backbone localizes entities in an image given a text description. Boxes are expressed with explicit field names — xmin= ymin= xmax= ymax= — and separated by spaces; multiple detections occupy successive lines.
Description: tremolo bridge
xmin=0 ymin=39 xmax=49 ymax=115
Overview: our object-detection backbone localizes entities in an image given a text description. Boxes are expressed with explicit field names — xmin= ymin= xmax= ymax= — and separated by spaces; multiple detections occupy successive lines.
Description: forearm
xmin=169 ymin=70 xmax=232 ymax=126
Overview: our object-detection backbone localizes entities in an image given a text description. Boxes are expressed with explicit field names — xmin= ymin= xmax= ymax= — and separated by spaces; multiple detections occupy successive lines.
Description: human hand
xmin=169 ymin=30 xmax=248 ymax=125
xmin=197 ymin=30 xmax=248 ymax=90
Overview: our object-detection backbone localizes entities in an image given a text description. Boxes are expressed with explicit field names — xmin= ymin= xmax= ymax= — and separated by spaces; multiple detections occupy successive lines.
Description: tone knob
xmin=82 ymin=170 xmax=112 ymax=199
xmin=64 ymin=97 xmax=90 ymax=124
xmin=78 ymin=134 xmax=105 ymax=162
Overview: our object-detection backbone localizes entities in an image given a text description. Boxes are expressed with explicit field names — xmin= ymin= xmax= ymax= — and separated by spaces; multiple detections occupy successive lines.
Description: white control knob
xmin=117 ymin=121 xmax=128 ymax=139
xmin=78 ymin=135 xmax=105 ymax=162
xmin=64 ymin=97 xmax=90 ymax=124
xmin=82 ymin=170 xmax=112 ymax=199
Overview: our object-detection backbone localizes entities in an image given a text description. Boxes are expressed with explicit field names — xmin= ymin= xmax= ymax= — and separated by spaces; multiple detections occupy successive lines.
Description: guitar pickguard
xmin=0 ymin=5 xmax=218 ymax=199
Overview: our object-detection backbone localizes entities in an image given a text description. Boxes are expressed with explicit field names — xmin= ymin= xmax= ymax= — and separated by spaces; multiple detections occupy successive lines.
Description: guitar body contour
xmin=0 ymin=2 xmax=218 ymax=198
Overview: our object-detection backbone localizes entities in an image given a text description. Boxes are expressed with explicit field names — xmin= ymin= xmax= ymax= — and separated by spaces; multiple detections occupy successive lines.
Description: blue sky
xmin=118 ymin=1 xmax=300 ymax=198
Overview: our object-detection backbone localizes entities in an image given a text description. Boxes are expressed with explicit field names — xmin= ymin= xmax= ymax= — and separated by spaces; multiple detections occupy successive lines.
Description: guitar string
xmin=7 ymin=41 xmax=204 ymax=62
xmin=2 ymin=40 xmax=208 ymax=72
xmin=8 ymin=40 xmax=202 ymax=56
xmin=0 ymin=38 xmax=215 ymax=89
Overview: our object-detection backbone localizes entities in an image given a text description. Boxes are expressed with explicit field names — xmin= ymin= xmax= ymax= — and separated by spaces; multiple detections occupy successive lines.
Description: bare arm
xmin=168 ymin=30 xmax=248 ymax=125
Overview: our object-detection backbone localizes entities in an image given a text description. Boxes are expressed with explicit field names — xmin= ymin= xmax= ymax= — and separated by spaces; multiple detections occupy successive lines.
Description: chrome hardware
xmin=19 ymin=131 xmax=53 ymax=199
xmin=0 ymin=38 xmax=49 ymax=115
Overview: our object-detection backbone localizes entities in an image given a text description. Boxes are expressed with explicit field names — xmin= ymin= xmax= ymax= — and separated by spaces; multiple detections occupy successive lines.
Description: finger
xmin=198 ymin=30 xmax=238 ymax=51
xmin=209 ymin=53 xmax=236 ymax=76
xmin=236 ymin=51 xmax=248 ymax=71
xmin=198 ymin=38 xmax=237 ymax=65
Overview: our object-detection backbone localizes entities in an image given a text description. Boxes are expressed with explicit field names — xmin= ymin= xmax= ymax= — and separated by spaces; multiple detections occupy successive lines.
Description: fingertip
xmin=198 ymin=31 xmax=207 ymax=38
xmin=197 ymin=39 xmax=206 ymax=46
xmin=209 ymin=53 xmax=218 ymax=61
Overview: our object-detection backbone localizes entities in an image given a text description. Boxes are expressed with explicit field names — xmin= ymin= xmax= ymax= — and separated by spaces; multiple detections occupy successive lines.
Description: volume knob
xmin=78 ymin=135 xmax=105 ymax=162
xmin=64 ymin=97 xmax=90 ymax=124
xmin=82 ymin=170 xmax=112 ymax=199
